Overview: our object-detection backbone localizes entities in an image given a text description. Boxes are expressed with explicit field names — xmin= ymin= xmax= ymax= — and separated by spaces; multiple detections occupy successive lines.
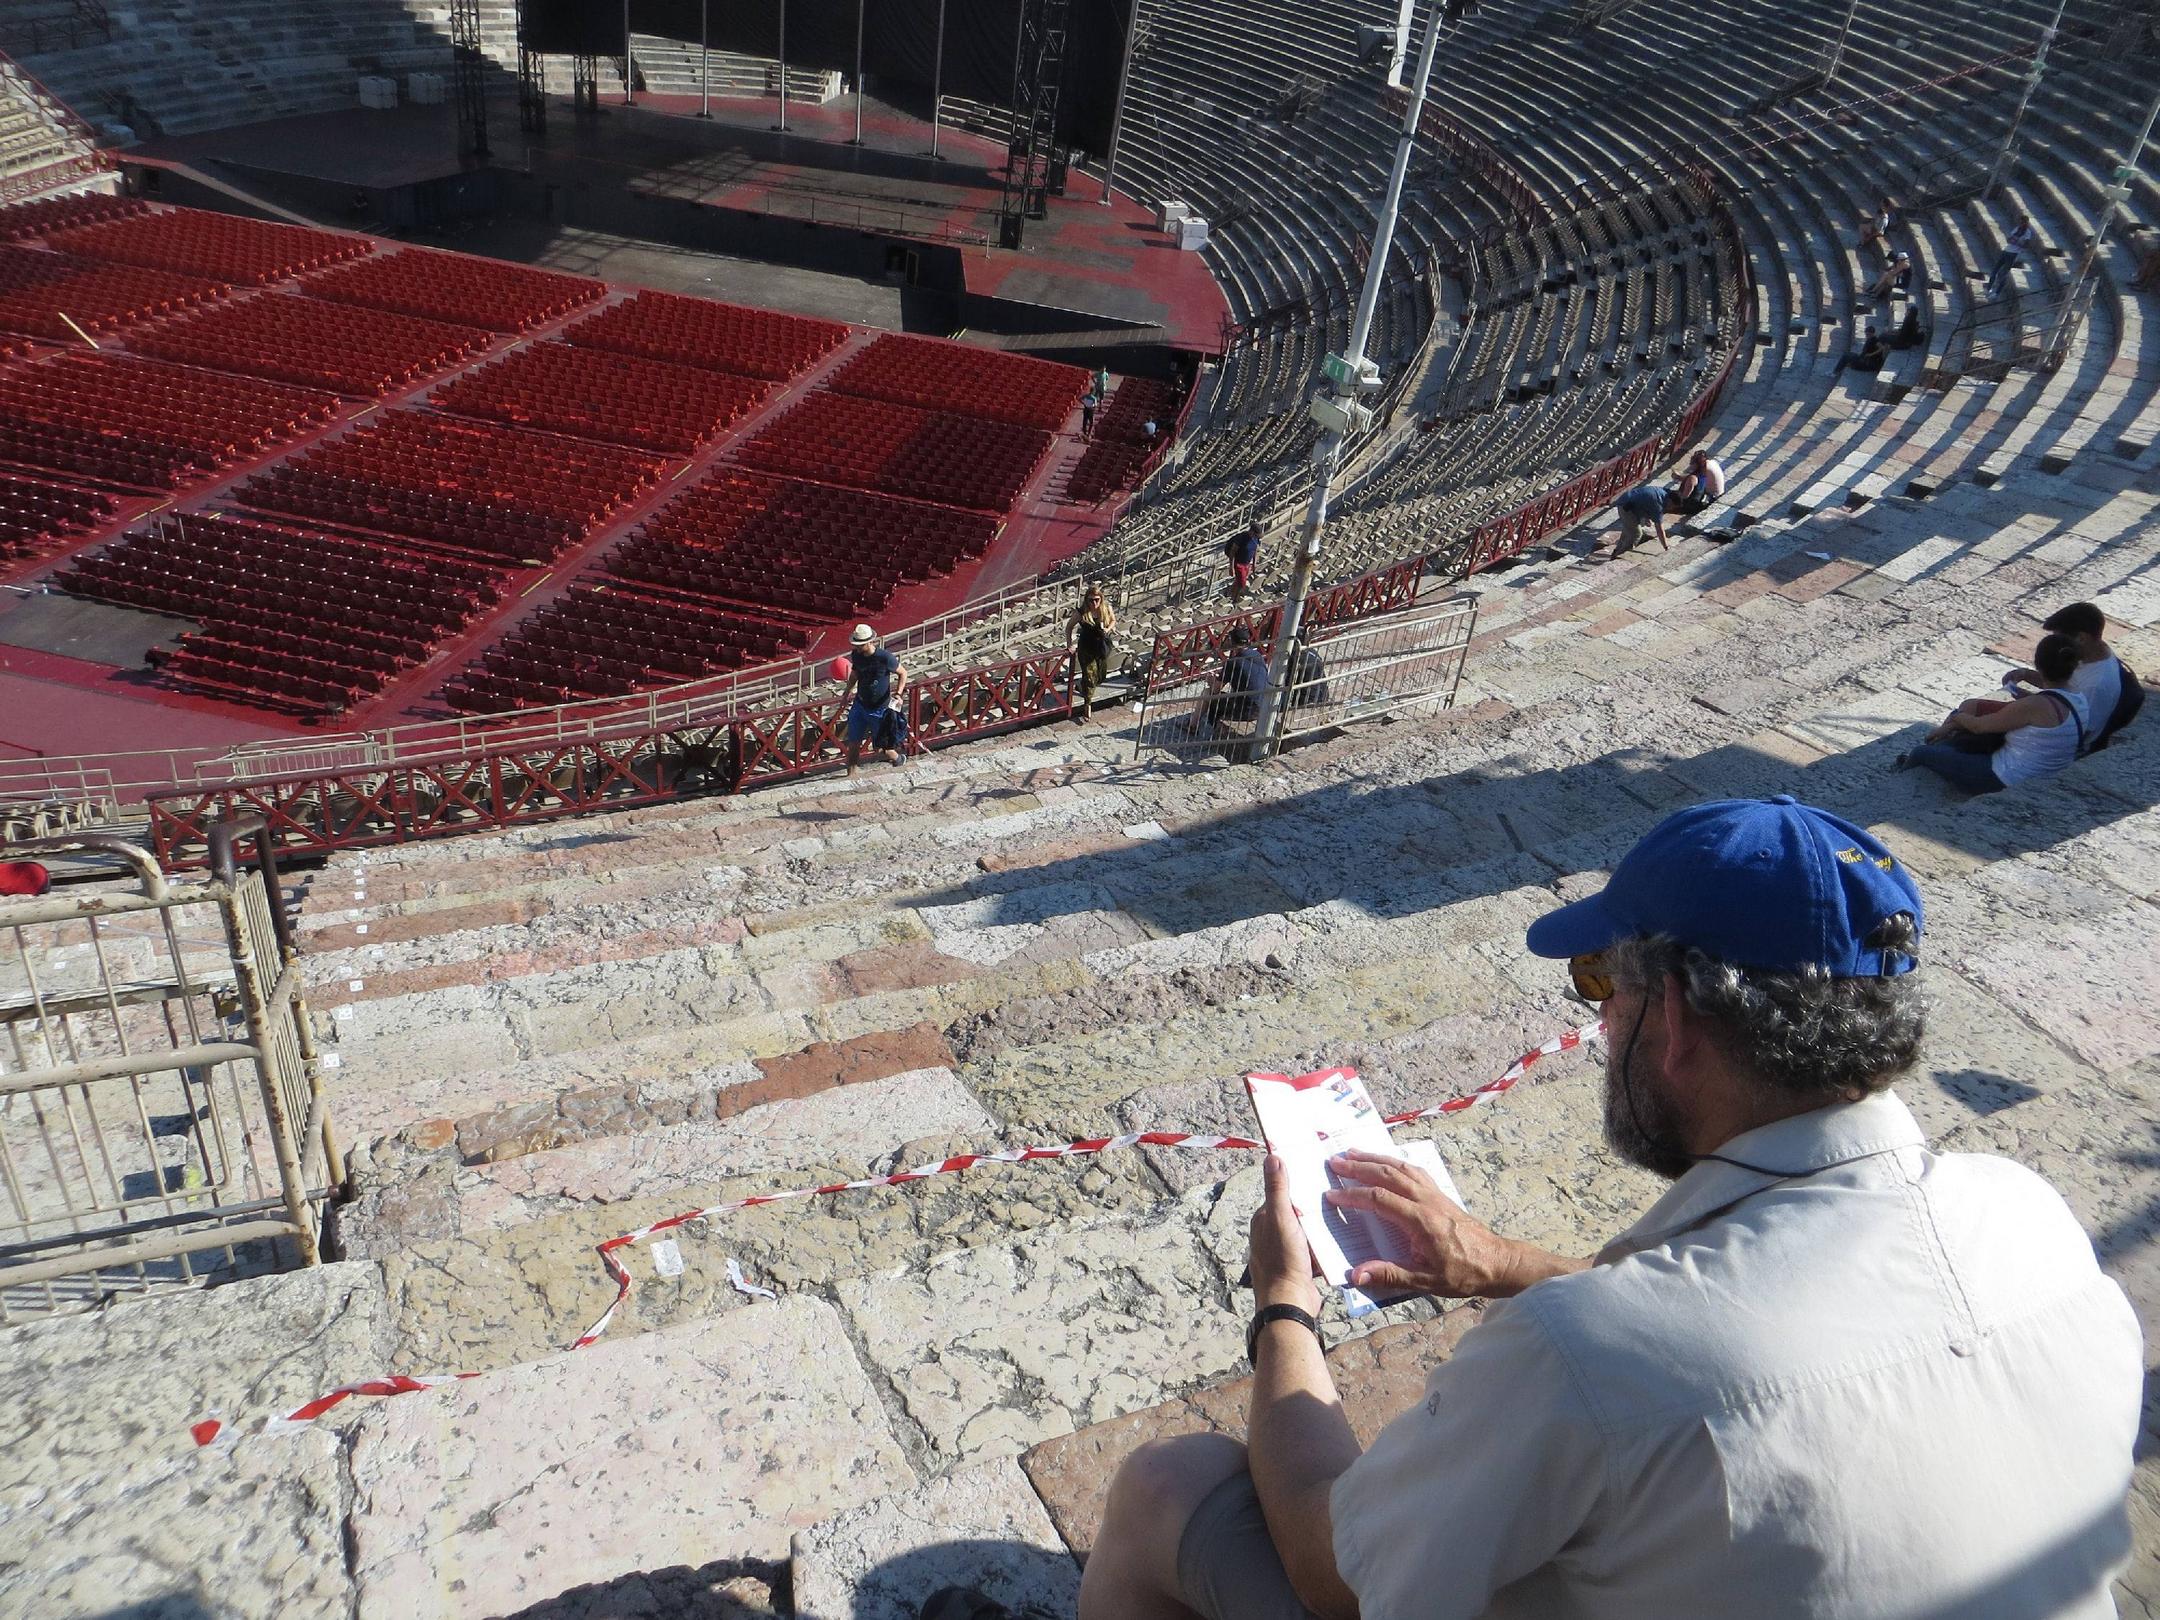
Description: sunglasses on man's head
xmin=1569 ymin=953 xmax=1616 ymax=1003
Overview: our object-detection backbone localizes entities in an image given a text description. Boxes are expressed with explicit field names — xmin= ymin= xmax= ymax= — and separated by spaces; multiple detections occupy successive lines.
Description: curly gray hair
xmin=1605 ymin=915 xmax=1926 ymax=1104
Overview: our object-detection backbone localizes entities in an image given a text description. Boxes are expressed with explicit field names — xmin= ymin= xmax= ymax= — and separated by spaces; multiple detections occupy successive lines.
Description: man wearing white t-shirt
xmin=1073 ymin=798 xmax=2141 ymax=1620
xmin=2009 ymin=601 xmax=2124 ymax=738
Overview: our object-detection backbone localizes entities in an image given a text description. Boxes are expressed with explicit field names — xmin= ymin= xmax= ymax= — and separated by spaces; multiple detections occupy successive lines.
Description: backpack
xmin=2092 ymin=659 xmax=2145 ymax=751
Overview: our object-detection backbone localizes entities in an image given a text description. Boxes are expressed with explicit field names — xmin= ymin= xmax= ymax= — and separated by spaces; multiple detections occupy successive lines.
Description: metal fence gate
xmin=0 ymin=821 xmax=340 ymax=1321
xmin=1135 ymin=593 xmax=1478 ymax=764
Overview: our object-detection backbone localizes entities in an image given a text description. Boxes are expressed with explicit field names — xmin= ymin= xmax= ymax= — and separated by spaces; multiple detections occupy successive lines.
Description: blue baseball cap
xmin=1525 ymin=796 xmax=1923 ymax=976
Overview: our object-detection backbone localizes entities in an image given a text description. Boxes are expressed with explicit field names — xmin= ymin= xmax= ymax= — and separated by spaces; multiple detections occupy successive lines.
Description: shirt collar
xmin=1598 ymin=1090 xmax=1926 ymax=1263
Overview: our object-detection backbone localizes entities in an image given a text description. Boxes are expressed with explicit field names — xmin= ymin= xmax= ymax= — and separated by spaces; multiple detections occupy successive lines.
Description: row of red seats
xmin=429 ymin=341 xmax=773 ymax=454
xmin=1066 ymin=376 xmax=1180 ymax=505
xmin=304 ymin=248 xmax=604 ymax=334
xmin=51 ymin=207 xmax=372 ymax=288
xmin=0 ymin=352 xmax=339 ymax=490
xmin=736 ymin=390 xmax=1048 ymax=513
xmin=59 ymin=514 xmax=509 ymax=718
xmin=0 ymin=470 xmax=117 ymax=562
xmin=443 ymin=583 xmax=809 ymax=713
xmin=566 ymin=289 xmax=848 ymax=382
xmin=827 ymin=334 xmax=1088 ymax=432
xmin=129 ymin=292 xmax=494 ymax=399
xmin=236 ymin=408 xmax=666 ymax=559
xmin=617 ymin=464 xmax=997 ymax=610
xmin=0 ymin=243 xmax=230 ymax=339
xmin=64 ymin=530 xmax=501 ymax=632
xmin=0 ymin=192 xmax=150 ymax=244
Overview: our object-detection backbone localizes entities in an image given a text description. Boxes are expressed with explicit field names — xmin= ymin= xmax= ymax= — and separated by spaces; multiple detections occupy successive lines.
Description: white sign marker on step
xmin=348 ymin=980 xmax=364 ymax=993
xmin=354 ymin=924 xmax=368 ymax=935
xmin=334 ymin=1007 xmax=354 ymax=1022
xmin=650 ymin=1238 xmax=684 ymax=1278
xmin=322 ymin=1053 xmax=342 ymax=1069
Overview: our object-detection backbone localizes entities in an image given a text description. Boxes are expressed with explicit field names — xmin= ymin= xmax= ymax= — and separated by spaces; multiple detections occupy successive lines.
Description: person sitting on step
xmin=1051 ymin=797 xmax=2140 ymax=1620
xmin=1867 ymin=251 xmax=1913 ymax=306
xmin=2003 ymin=600 xmax=2141 ymax=750
xmin=1673 ymin=448 xmax=1725 ymax=514
xmin=1897 ymin=631 xmax=2090 ymax=793
xmin=1833 ymin=321 xmax=1886 ymax=376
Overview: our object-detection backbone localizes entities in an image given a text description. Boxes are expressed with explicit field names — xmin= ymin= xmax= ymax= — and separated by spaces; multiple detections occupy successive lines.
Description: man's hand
xmin=1323 ymin=1150 xmax=1588 ymax=1299
xmin=1247 ymin=1154 xmax=1322 ymax=1315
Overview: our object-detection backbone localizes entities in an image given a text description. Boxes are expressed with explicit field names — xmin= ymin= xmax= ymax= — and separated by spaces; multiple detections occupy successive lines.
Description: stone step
xmin=344 ymin=1294 xmax=915 ymax=1620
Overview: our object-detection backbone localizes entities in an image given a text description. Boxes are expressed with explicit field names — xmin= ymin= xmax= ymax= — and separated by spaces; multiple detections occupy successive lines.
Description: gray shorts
xmin=1174 ymin=1471 xmax=1320 ymax=1620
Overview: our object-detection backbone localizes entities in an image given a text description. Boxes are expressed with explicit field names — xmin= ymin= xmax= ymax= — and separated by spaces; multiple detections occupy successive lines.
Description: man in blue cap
xmin=1077 ymin=796 xmax=2141 ymax=1620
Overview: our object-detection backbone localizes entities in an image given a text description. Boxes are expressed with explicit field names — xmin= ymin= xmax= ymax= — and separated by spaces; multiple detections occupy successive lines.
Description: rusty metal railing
xmin=0 ymin=822 xmax=339 ymax=1320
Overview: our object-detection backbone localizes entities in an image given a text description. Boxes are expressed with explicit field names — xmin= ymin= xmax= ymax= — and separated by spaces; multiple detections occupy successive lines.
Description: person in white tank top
xmin=1901 ymin=631 xmax=2089 ymax=793
xmin=2005 ymin=600 xmax=2124 ymax=739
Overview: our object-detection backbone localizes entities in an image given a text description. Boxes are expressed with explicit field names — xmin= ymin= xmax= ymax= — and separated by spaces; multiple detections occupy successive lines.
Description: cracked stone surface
xmin=0 ymin=1427 xmax=353 ymax=1620
xmin=347 ymin=1298 xmax=913 ymax=1619
xmin=836 ymin=1208 xmax=1246 ymax=1467
xmin=790 ymin=1459 xmax=1080 ymax=1620
xmin=0 ymin=1262 xmax=393 ymax=1498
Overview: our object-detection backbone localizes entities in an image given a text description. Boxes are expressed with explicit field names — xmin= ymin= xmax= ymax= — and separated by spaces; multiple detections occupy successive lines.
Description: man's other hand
xmin=1248 ymin=1154 xmax=1322 ymax=1316
xmin=1324 ymin=1149 xmax=1586 ymax=1299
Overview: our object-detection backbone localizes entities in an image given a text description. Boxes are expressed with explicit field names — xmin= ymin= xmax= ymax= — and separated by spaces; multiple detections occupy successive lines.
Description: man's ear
xmin=1658 ymin=972 xmax=1707 ymax=1080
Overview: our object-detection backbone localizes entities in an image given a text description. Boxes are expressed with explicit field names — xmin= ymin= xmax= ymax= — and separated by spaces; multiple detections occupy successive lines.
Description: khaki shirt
xmin=1332 ymin=1090 xmax=2142 ymax=1618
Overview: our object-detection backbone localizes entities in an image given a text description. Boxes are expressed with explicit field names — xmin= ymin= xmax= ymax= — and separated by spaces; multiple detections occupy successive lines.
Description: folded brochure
xmin=1245 ymin=1066 xmax=1466 ymax=1319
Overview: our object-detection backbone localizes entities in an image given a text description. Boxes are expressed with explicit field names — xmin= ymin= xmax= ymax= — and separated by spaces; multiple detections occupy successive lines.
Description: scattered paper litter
xmin=726 ymin=1257 xmax=777 ymax=1300
xmin=650 ymin=1238 xmax=684 ymax=1278
xmin=1122 ymin=820 xmax=1169 ymax=841
xmin=1805 ymin=550 xmax=1834 ymax=561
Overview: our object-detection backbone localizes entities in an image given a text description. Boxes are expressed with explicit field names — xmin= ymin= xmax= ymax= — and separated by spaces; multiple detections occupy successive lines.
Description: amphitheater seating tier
xmin=443 ymin=583 xmax=813 ymax=714
xmin=426 ymin=341 xmax=776 ymax=455
xmin=46 ymin=208 xmax=371 ymax=286
xmin=565 ymin=289 xmax=850 ymax=383
xmin=126 ymin=292 xmax=496 ymax=399
xmin=0 ymin=189 xmax=143 ymax=243
xmin=1065 ymin=376 xmax=1182 ymax=506
xmin=234 ymin=409 xmax=668 ymax=563
xmin=302 ymin=248 xmax=605 ymax=334
xmin=0 ymin=351 xmax=338 ymax=490
xmin=0 ymin=467 xmax=113 ymax=562
xmin=58 ymin=511 xmax=507 ymax=716
xmin=736 ymin=390 xmax=1051 ymax=515
xmin=826 ymin=334 xmax=1090 ymax=432
xmin=0 ymin=240 xmax=228 ymax=338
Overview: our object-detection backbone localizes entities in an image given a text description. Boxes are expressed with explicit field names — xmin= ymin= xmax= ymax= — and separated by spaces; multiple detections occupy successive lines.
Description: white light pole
xmin=1989 ymin=0 xmax=2068 ymax=197
xmin=1820 ymin=0 xmax=1858 ymax=90
xmin=2051 ymin=79 xmax=2160 ymax=359
xmin=622 ymin=0 xmax=633 ymax=103
xmin=700 ymin=0 xmax=711 ymax=117
xmin=930 ymin=0 xmax=947 ymax=156
xmin=778 ymin=0 xmax=789 ymax=131
xmin=1254 ymin=0 xmax=1447 ymax=753
xmin=853 ymin=0 xmax=866 ymax=144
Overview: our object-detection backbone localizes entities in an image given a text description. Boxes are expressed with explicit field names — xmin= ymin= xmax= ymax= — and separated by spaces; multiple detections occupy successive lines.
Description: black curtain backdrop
xmin=520 ymin=0 xmax=1130 ymax=155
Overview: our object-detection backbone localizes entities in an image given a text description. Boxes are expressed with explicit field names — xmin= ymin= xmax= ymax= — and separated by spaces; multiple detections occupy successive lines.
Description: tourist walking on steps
xmin=1081 ymin=389 xmax=1100 ymax=440
xmin=2003 ymin=600 xmax=2142 ymax=751
xmin=1041 ymin=795 xmax=2139 ymax=1620
xmin=1987 ymin=212 xmax=2038 ymax=301
xmin=1228 ymin=520 xmax=1262 ymax=602
xmin=840 ymin=623 xmax=907 ymax=778
xmin=1607 ymin=482 xmax=1671 ymax=555
xmin=1069 ymin=583 xmax=1116 ymax=721
xmin=1898 ymin=631 xmax=2090 ymax=793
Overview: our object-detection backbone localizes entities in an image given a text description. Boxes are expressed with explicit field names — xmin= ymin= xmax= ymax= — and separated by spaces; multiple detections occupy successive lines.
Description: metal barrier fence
xmin=0 ymin=824 xmax=338 ymax=1320
xmin=1136 ymin=593 xmax=1477 ymax=764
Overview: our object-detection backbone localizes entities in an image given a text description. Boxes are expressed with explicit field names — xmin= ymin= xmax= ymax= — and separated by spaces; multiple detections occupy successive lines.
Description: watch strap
xmin=1247 ymin=1302 xmax=1321 ymax=1365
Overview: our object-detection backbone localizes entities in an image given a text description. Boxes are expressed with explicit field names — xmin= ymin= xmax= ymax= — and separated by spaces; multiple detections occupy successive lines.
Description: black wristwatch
xmin=1247 ymin=1303 xmax=1321 ymax=1366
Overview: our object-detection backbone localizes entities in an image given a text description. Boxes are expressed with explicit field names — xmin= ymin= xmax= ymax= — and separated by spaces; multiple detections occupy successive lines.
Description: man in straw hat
xmin=840 ymin=623 xmax=907 ymax=778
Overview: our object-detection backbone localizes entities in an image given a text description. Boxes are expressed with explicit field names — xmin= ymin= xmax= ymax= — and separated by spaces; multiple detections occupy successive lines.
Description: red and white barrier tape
xmin=192 ymin=1019 xmax=1603 ymax=1445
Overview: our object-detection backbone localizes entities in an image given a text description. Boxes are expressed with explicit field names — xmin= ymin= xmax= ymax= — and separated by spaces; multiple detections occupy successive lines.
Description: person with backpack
xmin=1897 ymin=632 xmax=2090 ymax=793
xmin=1069 ymin=583 xmax=1115 ymax=721
xmin=2003 ymin=601 xmax=2141 ymax=750
xmin=1287 ymin=639 xmax=1330 ymax=711
xmin=1226 ymin=522 xmax=1262 ymax=603
xmin=839 ymin=623 xmax=907 ymax=778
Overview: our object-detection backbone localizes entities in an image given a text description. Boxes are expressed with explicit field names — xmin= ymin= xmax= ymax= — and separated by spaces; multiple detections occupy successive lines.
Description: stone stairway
xmin=5 ymin=435 xmax=2157 ymax=1615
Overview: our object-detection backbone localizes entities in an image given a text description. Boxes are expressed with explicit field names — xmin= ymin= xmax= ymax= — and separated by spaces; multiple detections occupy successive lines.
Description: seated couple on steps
xmin=923 ymin=798 xmax=2141 ymax=1620
xmin=1898 ymin=600 xmax=2143 ymax=793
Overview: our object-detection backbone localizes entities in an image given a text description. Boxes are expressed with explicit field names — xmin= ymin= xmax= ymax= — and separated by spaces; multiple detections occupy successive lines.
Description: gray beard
xmin=1603 ymin=1050 xmax=1694 ymax=1181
